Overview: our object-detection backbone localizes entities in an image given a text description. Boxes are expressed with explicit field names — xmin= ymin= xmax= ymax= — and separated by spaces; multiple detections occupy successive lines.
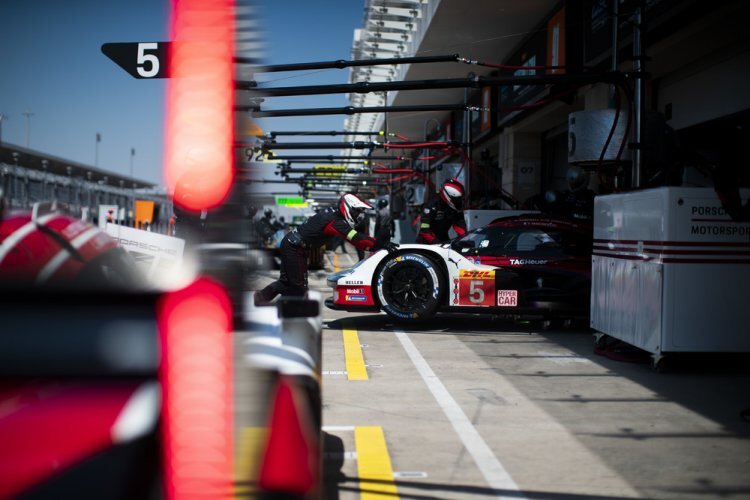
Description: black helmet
xmin=263 ymin=208 xmax=273 ymax=218
xmin=440 ymin=179 xmax=465 ymax=211
xmin=377 ymin=198 xmax=388 ymax=209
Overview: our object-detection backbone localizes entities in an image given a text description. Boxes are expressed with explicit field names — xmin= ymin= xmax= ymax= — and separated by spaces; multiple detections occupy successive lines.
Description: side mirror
xmin=451 ymin=239 xmax=475 ymax=252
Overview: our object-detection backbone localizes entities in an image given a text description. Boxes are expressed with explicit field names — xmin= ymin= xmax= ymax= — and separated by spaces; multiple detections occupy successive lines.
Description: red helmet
xmin=339 ymin=193 xmax=372 ymax=227
xmin=440 ymin=179 xmax=465 ymax=211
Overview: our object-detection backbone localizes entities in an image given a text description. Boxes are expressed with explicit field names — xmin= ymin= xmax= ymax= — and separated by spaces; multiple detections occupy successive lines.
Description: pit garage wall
xmin=657 ymin=48 xmax=750 ymax=131
xmin=494 ymin=0 xmax=750 ymax=207
xmin=498 ymin=131 xmax=542 ymax=207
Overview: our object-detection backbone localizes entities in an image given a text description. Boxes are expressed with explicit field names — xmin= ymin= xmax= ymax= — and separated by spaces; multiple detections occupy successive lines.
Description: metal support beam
xmin=632 ymin=1 xmax=647 ymax=189
xmin=239 ymin=72 xmax=623 ymax=96
xmin=268 ymin=155 xmax=404 ymax=161
xmin=268 ymin=131 xmax=386 ymax=137
xmin=238 ymin=54 xmax=459 ymax=72
xmin=262 ymin=141 xmax=379 ymax=150
xmin=237 ymin=103 xmax=469 ymax=117
xmin=261 ymin=140 xmax=459 ymax=151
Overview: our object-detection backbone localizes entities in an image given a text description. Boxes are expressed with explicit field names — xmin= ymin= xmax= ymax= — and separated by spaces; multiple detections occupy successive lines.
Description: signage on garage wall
xmin=405 ymin=183 xmax=426 ymax=206
xmin=275 ymin=196 xmax=308 ymax=208
xmin=312 ymin=165 xmax=347 ymax=177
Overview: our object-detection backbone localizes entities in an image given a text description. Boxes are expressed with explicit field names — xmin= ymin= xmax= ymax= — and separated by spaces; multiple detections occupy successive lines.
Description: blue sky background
xmin=0 ymin=1 xmax=364 ymax=186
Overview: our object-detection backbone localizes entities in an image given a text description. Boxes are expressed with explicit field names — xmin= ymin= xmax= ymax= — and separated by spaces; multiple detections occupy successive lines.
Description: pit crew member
xmin=415 ymin=179 xmax=467 ymax=244
xmin=254 ymin=193 xmax=398 ymax=304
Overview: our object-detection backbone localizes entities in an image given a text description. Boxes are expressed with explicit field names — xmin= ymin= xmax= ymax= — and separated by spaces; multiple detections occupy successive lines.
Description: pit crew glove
xmin=383 ymin=241 xmax=399 ymax=254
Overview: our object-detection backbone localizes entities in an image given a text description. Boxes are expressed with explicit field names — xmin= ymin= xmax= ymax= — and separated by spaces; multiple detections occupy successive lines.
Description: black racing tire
xmin=375 ymin=253 xmax=443 ymax=321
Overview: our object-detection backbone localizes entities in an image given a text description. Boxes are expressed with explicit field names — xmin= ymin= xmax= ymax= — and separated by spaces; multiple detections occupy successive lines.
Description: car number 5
xmin=137 ymin=43 xmax=160 ymax=78
xmin=469 ymin=280 xmax=485 ymax=304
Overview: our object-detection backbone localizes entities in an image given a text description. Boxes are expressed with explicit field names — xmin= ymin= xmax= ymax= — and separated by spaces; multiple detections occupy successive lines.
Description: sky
xmin=0 ymin=0 xmax=364 ymax=186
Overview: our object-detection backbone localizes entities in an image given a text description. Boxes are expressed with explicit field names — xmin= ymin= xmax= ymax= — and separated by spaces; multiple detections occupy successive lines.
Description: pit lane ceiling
xmin=347 ymin=0 xmax=558 ymax=144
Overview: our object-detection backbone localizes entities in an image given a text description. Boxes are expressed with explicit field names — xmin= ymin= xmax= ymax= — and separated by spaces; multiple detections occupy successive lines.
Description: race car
xmin=326 ymin=214 xmax=593 ymax=321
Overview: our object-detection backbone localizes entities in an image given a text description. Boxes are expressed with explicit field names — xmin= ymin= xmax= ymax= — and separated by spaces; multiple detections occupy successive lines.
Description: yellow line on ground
xmin=234 ymin=426 xmax=265 ymax=497
xmin=342 ymin=321 xmax=368 ymax=381
xmin=334 ymin=252 xmax=340 ymax=272
xmin=355 ymin=426 xmax=399 ymax=500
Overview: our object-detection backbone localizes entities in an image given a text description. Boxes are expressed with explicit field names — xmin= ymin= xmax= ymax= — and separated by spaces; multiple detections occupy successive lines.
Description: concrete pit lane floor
xmin=245 ymin=249 xmax=750 ymax=500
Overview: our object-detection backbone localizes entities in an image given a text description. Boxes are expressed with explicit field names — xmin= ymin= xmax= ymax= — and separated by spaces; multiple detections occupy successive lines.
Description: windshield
xmin=453 ymin=224 xmax=591 ymax=256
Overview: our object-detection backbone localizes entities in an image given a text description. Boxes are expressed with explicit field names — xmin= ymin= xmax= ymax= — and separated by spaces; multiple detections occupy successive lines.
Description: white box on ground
xmin=591 ymin=187 xmax=750 ymax=356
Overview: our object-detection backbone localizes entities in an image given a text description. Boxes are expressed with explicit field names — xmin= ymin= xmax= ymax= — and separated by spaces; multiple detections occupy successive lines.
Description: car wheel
xmin=375 ymin=253 xmax=442 ymax=321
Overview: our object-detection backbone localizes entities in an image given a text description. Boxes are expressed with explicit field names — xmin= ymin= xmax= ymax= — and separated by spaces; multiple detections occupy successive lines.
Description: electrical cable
xmin=597 ymin=84 xmax=622 ymax=181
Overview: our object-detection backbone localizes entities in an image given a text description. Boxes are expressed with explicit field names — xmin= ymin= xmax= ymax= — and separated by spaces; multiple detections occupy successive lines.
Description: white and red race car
xmin=326 ymin=215 xmax=593 ymax=322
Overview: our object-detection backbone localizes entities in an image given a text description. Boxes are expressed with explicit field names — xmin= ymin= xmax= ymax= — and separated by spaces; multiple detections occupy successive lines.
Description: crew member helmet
xmin=263 ymin=208 xmax=273 ymax=218
xmin=339 ymin=193 xmax=372 ymax=227
xmin=440 ymin=179 xmax=465 ymax=211
xmin=377 ymin=198 xmax=388 ymax=209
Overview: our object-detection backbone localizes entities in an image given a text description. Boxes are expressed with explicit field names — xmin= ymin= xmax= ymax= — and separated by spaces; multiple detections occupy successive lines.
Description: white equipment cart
xmin=590 ymin=187 xmax=750 ymax=369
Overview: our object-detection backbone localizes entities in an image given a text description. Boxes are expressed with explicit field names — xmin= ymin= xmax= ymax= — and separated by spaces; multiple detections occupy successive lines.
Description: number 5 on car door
xmin=458 ymin=270 xmax=495 ymax=306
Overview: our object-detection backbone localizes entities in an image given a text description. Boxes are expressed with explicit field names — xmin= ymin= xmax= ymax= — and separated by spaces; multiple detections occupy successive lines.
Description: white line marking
xmin=323 ymin=451 xmax=357 ymax=460
xmin=395 ymin=330 xmax=525 ymax=500
xmin=322 ymin=425 xmax=356 ymax=432
xmin=536 ymin=350 xmax=591 ymax=365
xmin=393 ymin=471 xmax=428 ymax=479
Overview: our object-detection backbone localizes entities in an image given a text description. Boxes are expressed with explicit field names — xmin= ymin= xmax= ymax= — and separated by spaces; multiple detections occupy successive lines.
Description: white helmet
xmin=339 ymin=192 xmax=372 ymax=227
xmin=440 ymin=179 xmax=465 ymax=211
